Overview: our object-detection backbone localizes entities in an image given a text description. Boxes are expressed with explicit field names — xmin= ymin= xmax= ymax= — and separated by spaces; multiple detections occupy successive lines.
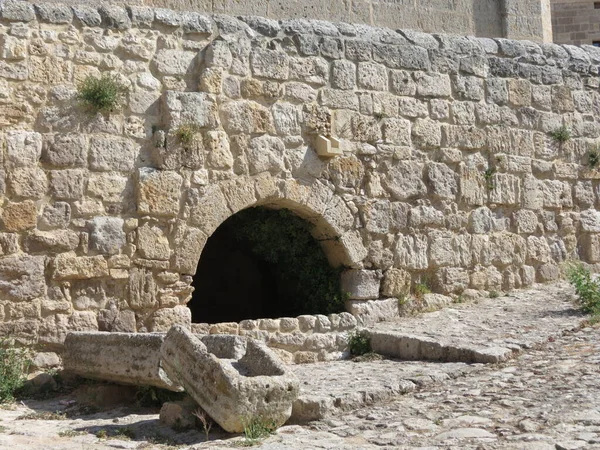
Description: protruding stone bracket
xmin=315 ymin=135 xmax=342 ymax=158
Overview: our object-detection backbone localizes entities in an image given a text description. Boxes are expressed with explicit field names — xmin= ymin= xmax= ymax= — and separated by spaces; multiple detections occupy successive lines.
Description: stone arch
xmin=179 ymin=175 xmax=367 ymax=323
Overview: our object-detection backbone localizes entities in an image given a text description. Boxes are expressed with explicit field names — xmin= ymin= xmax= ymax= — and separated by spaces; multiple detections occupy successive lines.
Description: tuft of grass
xmin=589 ymin=149 xmax=600 ymax=169
xmin=58 ymin=429 xmax=86 ymax=437
xmin=550 ymin=126 xmax=571 ymax=143
xmin=241 ymin=416 xmax=277 ymax=446
xmin=18 ymin=411 xmax=66 ymax=420
xmin=193 ymin=408 xmax=213 ymax=441
xmin=0 ymin=338 xmax=31 ymax=404
xmin=348 ymin=330 xmax=371 ymax=356
xmin=77 ymin=74 xmax=127 ymax=114
xmin=413 ymin=282 xmax=432 ymax=300
xmin=483 ymin=167 xmax=496 ymax=191
xmin=174 ymin=123 xmax=201 ymax=146
xmin=488 ymin=290 xmax=500 ymax=299
xmin=566 ymin=263 xmax=600 ymax=320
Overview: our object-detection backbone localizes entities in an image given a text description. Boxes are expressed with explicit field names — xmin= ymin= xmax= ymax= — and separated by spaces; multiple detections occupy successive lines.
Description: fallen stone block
xmin=63 ymin=332 xmax=181 ymax=391
xmin=160 ymin=325 xmax=299 ymax=433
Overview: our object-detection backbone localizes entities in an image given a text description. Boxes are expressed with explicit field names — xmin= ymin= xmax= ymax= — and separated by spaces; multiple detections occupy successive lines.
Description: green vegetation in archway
xmin=228 ymin=208 xmax=345 ymax=316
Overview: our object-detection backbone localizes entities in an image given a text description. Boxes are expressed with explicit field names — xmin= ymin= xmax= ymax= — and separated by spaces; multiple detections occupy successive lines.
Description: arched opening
xmin=187 ymin=207 xmax=344 ymax=324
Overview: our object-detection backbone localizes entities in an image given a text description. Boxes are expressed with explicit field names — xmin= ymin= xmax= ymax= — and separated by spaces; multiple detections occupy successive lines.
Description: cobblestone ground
xmin=0 ymin=287 xmax=598 ymax=449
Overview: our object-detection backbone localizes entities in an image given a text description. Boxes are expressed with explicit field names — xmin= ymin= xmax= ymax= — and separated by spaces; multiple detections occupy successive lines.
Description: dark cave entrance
xmin=187 ymin=207 xmax=344 ymax=324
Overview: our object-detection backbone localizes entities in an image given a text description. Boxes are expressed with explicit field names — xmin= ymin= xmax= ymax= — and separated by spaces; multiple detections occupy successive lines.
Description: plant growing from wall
xmin=175 ymin=123 xmax=201 ymax=146
xmin=550 ymin=126 xmax=571 ymax=143
xmin=589 ymin=148 xmax=600 ymax=169
xmin=0 ymin=337 xmax=31 ymax=403
xmin=483 ymin=167 xmax=496 ymax=191
xmin=77 ymin=74 xmax=127 ymax=114
xmin=229 ymin=208 xmax=345 ymax=316
xmin=566 ymin=263 xmax=600 ymax=321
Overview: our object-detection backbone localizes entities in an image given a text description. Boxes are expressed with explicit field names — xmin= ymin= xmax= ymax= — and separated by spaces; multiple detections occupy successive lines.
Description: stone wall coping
xmin=1 ymin=0 xmax=599 ymax=65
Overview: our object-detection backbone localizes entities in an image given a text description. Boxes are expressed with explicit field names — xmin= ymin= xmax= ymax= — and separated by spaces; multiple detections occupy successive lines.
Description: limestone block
xmin=580 ymin=209 xmax=600 ymax=232
xmin=382 ymin=118 xmax=410 ymax=145
xmin=443 ymin=125 xmax=486 ymax=150
xmin=0 ymin=0 xmax=35 ymax=21
xmin=409 ymin=205 xmax=444 ymax=228
xmin=331 ymin=60 xmax=356 ymax=90
xmin=2 ymin=200 xmax=37 ymax=232
xmin=429 ymin=231 xmax=472 ymax=268
xmin=89 ymin=217 xmax=125 ymax=255
xmin=172 ymin=224 xmax=206 ymax=274
xmin=49 ymin=169 xmax=83 ymax=200
xmin=412 ymin=118 xmax=441 ymax=149
xmin=10 ymin=167 xmax=47 ymax=199
xmin=351 ymin=115 xmax=381 ymax=142
xmin=527 ymin=236 xmax=551 ymax=264
xmin=341 ymin=269 xmax=382 ymax=300
xmin=521 ymin=265 xmax=536 ymax=286
xmin=551 ymin=85 xmax=574 ymax=112
xmin=513 ymin=210 xmax=538 ymax=234
xmin=137 ymin=223 xmax=170 ymax=261
xmin=54 ymin=254 xmax=109 ymax=280
xmin=163 ymin=91 xmax=219 ymax=129
xmin=98 ymin=308 xmax=136 ymax=332
xmin=537 ymin=263 xmax=560 ymax=282
xmin=488 ymin=173 xmax=521 ymax=206
xmin=395 ymin=234 xmax=429 ymax=270
xmin=0 ymin=255 xmax=46 ymax=301
xmin=251 ymin=48 xmax=289 ymax=80
xmin=0 ymin=233 xmax=18 ymax=256
xmin=147 ymin=306 xmax=191 ymax=332
xmin=63 ymin=332 xmax=179 ymax=390
xmin=128 ymin=267 xmax=157 ymax=310
xmin=346 ymin=298 xmax=399 ymax=326
xmin=508 ymin=79 xmax=531 ymax=107
xmin=382 ymin=268 xmax=411 ymax=297
xmin=187 ymin=185 xmax=231 ymax=235
xmin=152 ymin=49 xmax=197 ymax=76
xmin=459 ymin=165 xmax=485 ymax=206
xmin=541 ymin=180 xmax=572 ymax=208
xmin=206 ymin=40 xmax=233 ymax=68
xmin=137 ymin=168 xmax=183 ymax=218
xmin=221 ymin=100 xmax=273 ymax=134
xmin=160 ymin=326 xmax=299 ymax=433
xmin=414 ymin=72 xmax=451 ymax=97
xmin=426 ymin=162 xmax=457 ymax=200
xmin=42 ymin=133 xmax=87 ymax=167
xmin=247 ymin=135 xmax=285 ymax=175
xmin=87 ymin=173 xmax=128 ymax=203
xmin=289 ymin=56 xmax=328 ymax=85
xmin=490 ymin=233 xmax=526 ymax=267
xmin=285 ymin=82 xmax=317 ymax=103
xmin=430 ymin=99 xmax=449 ymax=120
xmin=435 ymin=267 xmax=470 ymax=294
xmin=6 ymin=130 xmax=42 ymax=167
xmin=574 ymin=181 xmax=595 ymax=208
xmin=272 ymin=102 xmax=301 ymax=136
xmin=383 ymin=161 xmax=426 ymax=201
xmin=360 ymin=200 xmax=391 ymax=234
xmin=390 ymin=69 xmax=416 ymax=95
xmin=25 ymin=230 xmax=79 ymax=254
xmin=398 ymin=96 xmax=428 ymax=118
xmin=89 ymin=136 xmax=137 ymax=172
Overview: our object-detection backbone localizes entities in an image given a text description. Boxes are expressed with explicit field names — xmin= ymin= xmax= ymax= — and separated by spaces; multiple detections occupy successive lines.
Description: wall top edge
xmin=0 ymin=0 xmax=598 ymax=63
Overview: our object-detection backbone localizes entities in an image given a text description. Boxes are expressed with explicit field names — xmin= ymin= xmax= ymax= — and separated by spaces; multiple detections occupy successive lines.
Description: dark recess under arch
xmin=187 ymin=207 xmax=344 ymax=324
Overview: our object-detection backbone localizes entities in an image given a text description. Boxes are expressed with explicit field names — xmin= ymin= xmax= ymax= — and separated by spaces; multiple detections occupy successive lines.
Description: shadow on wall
xmin=187 ymin=207 xmax=345 ymax=323
xmin=472 ymin=0 xmax=504 ymax=38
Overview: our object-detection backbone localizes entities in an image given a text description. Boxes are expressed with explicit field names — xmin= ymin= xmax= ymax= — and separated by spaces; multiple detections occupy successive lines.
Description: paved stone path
xmin=0 ymin=282 xmax=598 ymax=449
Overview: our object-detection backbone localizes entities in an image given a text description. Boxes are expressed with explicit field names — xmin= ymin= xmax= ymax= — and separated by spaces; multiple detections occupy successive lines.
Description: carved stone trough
xmin=63 ymin=326 xmax=299 ymax=433
xmin=160 ymin=325 xmax=299 ymax=433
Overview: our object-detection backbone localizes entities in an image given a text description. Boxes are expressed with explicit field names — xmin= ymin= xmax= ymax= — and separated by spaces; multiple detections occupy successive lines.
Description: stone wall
xmin=551 ymin=0 xmax=600 ymax=45
xmin=1 ymin=1 xmax=600 ymax=351
xmin=27 ymin=0 xmax=554 ymax=43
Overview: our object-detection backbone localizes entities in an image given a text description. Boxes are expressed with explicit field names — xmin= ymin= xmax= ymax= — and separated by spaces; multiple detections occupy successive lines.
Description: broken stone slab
xmin=368 ymin=330 xmax=514 ymax=364
xmin=63 ymin=332 xmax=181 ymax=391
xmin=160 ymin=325 xmax=299 ymax=433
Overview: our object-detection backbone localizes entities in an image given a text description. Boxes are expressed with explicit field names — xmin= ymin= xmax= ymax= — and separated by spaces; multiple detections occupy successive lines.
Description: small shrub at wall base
xmin=348 ymin=330 xmax=371 ymax=356
xmin=566 ymin=263 xmax=600 ymax=321
xmin=0 ymin=338 xmax=31 ymax=403
xmin=242 ymin=416 xmax=277 ymax=444
xmin=77 ymin=74 xmax=127 ymax=114
xmin=589 ymin=149 xmax=600 ymax=169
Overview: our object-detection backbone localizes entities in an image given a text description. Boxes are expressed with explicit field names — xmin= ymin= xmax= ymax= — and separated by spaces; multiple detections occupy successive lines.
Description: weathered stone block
xmin=160 ymin=326 xmax=299 ymax=433
xmin=0 ymin=255 xmax=46 ymax=301
xmin=2 ymin=200 xmax=37 ymax=232
xmin=54 ymin=253 xmax=109 ymax=280
xmin=49 ymin=169 xmax=83 ymax=200
xmin=395 ymin=234 xmax=429 ymax=270
xmin=383 ymin=161 xmax=426 ymax=201
xmin=414 ymin=72 xmax=451 ymax=97
xmin=251 ymin=48 xmax=289 ymax=80
xmin=147 ymin=306 xmax=191 ymax=332
xmin=137 ymin=223 xmax=170 ymax=261
xmin=163 ymin=91 xmax=219 ymax=129
xmin=381 ymin=268 xmax=410 ymax=297
xmin=89 ymin=217 xmax=126 ymax=255
xmin=137 ymin=168 xmax=183 ymax=218
xmin=25 ymin=230 xmax=79 ymax=254
xmin=341 ymin=269 xmax=382 ymax=300
xmin=42 ymin=134 xmax=87 ymax=167
xmin=221 ymin=100 xmax=273 ymax=134
xmin=90 ymin=136 xmax=137 ymax=172
xmin=427 ymin=162 xmax=457 ymax=200
xmin=6 ymin=131 xmax=42 ymax=167
xmin=10 ymin=167 xmax=47 ymax=199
